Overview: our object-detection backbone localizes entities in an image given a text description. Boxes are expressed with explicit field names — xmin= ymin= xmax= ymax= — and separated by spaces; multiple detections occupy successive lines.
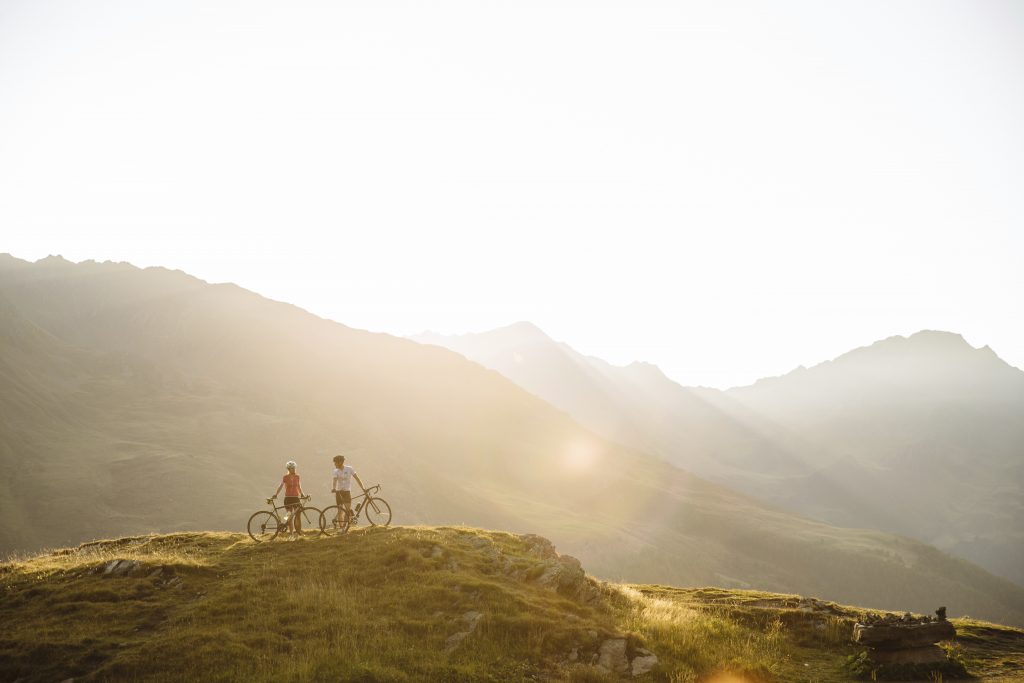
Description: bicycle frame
xmin=267 ymin=498 xmax=317 ymax=527
xmin=331 ymin=485 xmax=381 ymax=524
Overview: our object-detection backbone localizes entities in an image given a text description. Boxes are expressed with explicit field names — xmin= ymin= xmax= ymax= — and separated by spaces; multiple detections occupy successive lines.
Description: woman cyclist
xmin=271 ymin=460 xmax=306 ymax=534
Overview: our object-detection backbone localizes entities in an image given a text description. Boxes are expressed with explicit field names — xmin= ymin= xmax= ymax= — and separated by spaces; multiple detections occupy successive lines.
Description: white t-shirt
xmin=333 ymin=465 xmax=356 ymax=492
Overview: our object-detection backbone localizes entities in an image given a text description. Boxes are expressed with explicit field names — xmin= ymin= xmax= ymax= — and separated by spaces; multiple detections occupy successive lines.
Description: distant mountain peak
xmin=36 ymin=254 xmax=72 ymax=267
xmin=904 ymin=329 xmax=969 ymax=346
xmin=624 ymin=360 xmax=669 ymax=380
xmin=493 ymin=320 xmax=551 ymax=340
xmin=854 ymin=330 xmax=998 ymax=361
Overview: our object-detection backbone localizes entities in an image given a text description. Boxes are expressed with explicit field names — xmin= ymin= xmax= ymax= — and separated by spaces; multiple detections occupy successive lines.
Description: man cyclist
xmin=331 ymin=454 xmax=365 ymax=527
xmin=271 ymin=460 xmax=306 ymax=534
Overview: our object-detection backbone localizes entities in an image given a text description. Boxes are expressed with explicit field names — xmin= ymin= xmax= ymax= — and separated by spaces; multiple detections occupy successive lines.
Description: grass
xmin=1 ymin=528 xmax=1023 ymax=682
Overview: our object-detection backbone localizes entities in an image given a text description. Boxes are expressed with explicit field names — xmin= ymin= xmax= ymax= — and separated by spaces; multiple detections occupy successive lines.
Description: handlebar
xmin=267 ymin=495 xmax=311 ymax=504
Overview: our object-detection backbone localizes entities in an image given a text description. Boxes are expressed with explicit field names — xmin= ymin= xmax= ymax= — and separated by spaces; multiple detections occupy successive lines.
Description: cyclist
xmin=271 ymin=460 xmax=306 ymax=534
xmin=331 ymin=455 xmax=365 ymax=527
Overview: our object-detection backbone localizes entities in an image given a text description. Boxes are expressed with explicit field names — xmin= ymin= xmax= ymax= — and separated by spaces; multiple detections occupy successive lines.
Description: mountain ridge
xmin=413 ymin=321 xmax=1024 ymax=587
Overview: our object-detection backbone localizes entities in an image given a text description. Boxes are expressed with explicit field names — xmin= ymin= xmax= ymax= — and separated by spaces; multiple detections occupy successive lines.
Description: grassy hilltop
xmin=2 ymin=527 xmax=1023 ymax=683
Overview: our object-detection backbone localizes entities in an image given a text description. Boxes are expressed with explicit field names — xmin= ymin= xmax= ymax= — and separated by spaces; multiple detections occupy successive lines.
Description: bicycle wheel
xmin=247 ymin=511 xmax=280 ymax=542
xmin=296 ymin=506 xmax=322 ymax=537
xmin=364 ymin=497 xmax=392 ymax=527
xmin=319 ymin=505 xmax=350 ymax=536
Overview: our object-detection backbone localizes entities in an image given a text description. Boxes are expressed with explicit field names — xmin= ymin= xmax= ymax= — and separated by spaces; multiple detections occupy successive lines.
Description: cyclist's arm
xmin=272 ymin=482 xmax=283 ymax=498
xmin=331 ymin=473 xmax=339 ymax=493
xmin=354 ymin=473 xmax=366 ymax=490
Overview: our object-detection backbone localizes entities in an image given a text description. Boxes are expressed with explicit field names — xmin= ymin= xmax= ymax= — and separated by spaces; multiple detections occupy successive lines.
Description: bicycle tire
xmin=319 ymin=505 xmax=351 ymax=536
xmin=364 ymin=497 xmax=392 ymax=527
xmin=247 ymin=510 xmax=280 ymax=542
xmin=295 ymin=506 xmax=322 ymax=537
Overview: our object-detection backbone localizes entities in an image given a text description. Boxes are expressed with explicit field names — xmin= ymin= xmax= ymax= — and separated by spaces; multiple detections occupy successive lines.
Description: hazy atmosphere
xmin=4 ymin=3 xmax=1024 ymax=681
xmin=3 ymin=0 xmax=1023 ymax=387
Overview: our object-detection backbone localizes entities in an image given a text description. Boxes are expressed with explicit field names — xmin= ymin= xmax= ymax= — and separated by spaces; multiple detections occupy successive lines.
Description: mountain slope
xmin=412 ymin=324 xmax=802 ymax=480
xmin=726 ymin=332 xmax=1024 ymax=579
xmin=3 ymin=529 xmax=1023 ymax=682
xmin=413 ymin=325 xmax=1024 ymax=586
xmin=2 ymin=254 xmax=1024 ymax=626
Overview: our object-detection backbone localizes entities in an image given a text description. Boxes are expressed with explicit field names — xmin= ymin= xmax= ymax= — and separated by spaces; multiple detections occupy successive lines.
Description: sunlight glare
xmin=561 ymin=439 xmax=599 ymax=474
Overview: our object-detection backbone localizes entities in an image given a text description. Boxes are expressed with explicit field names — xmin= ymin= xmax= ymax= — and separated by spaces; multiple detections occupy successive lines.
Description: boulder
xmin=596 ymin=638 xmax=628 ymax=674
xmin=631 ymin=648 xmax=658 ymax=676
xmin=870 ymin=645 xmax=948 ymax=665
xmin=854 ymin=621 xmax=955 ymax=649
xmin=521 ymin=534 xmax=558 ymax=559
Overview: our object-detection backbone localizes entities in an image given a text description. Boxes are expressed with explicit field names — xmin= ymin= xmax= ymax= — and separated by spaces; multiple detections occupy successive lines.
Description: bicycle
xmin=247 ymin=495 xmax=323 ymax=542
xmin=319 ymin=484 xmax=391 ymax=536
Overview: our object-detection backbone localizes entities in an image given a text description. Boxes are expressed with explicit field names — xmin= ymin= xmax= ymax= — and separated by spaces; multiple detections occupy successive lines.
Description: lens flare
xmin=562 ymin=439 xmax=598 ymax=473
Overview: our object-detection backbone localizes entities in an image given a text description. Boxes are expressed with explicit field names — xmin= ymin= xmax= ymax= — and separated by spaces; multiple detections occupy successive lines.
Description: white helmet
xmin=286 ymin=460 xmax=297 ymax=470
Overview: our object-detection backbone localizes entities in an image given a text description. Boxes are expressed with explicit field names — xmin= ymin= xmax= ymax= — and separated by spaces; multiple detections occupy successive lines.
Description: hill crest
xmin=3 ymin=527 xmax=1023 ymax=682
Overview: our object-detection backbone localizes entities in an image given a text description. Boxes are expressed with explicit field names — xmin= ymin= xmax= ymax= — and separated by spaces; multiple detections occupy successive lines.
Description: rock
xmin=596 ymin=638 xmax=628 ymax=674
xmin=568 ymin=647 xmax=579 ymax=662
xmin=101 ymin=559 xmax=140 ymax=577
xmin=430 ymin=545 xmax=443 ymax=559
xmin=631 ymin=649 xmax=658 ymax=676
xmin=521 ymin=534 xmax=558 ymax=559
xmin=531 ymin=553 xmax=600 ymax=603
xmin=852 ymin=609 xmax=957 ymax=672
xmin=854 ymin=621 xmax=956 ymax=649
xmin=871 ymin=644 xmax=948 ymax=665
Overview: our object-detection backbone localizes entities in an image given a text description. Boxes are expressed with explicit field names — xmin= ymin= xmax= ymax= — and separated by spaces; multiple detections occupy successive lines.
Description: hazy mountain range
xmin=414 ymin=322 xmax=1024 ymax=586
xmin=3 ymin=254 xmax=1024 ymax=626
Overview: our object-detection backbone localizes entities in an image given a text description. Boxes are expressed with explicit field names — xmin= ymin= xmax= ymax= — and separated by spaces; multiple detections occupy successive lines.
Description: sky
xmin=2 ymin=0 xmax=1022 ymax=388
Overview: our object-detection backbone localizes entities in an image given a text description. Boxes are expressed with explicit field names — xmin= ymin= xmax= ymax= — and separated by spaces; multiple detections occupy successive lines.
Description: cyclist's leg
xmin=284 ymin=497 xmax=300 ymax=533
xmin=340 ymin=490 xmax=353 ymax=524
xmin=337 ymin=493 xmax=350 ymax=528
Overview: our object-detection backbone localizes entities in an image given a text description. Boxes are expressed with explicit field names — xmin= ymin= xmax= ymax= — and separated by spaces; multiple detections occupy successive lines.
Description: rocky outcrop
xmin=849 ymin=608 xmax=965 ymax=678
xmin=519 ymin=534 xmax=601 ymax=604
xmin=96 ymin=559 xmax=141 ymax=577
xmin=584 ymin=638 xmax=658 ymax=678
